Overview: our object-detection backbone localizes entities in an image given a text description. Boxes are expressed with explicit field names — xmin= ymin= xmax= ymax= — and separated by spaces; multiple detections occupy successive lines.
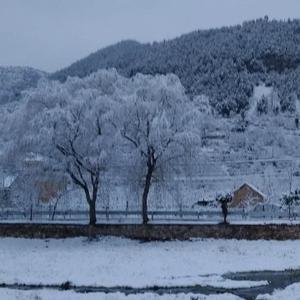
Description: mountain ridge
xmin=51 ymin=17 xmax=300 ymax=116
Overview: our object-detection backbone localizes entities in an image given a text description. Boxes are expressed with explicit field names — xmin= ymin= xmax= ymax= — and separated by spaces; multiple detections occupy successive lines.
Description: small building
xmin=35 ymin=178 xmax=67 ymax=203
xmin=230 ymin=183 xmax=266 ymax=208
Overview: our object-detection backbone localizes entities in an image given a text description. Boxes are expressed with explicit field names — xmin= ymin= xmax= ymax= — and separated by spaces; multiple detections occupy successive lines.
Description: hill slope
xmin=52 ymin=18 xmax=300 ymax=116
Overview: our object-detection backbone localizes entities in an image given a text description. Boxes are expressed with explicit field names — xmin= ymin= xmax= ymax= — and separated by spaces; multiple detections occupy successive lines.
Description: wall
xmin=0 ymin=223 xmax=299 ymax=240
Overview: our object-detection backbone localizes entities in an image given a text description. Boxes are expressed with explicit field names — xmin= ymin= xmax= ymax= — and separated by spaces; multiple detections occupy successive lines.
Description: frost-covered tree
xmin=281 ymin=190 xmax=300 ymax=219
xmin=9 ymin=71 xmax=119 ymax=225
xmin=50 ymin=99 xmax=116 ymax=225
xmin=257 ymin=96 xmax=268 ymax=114
xmin=216 ymin=193 xmax=232 ymax=224
xmin=10 ymin=171 xmax=38 ymax=220
xmin=117 ymin=74 xmax=201 ymax=224
xmin=0 ymin=66 xmax=45 ymax=105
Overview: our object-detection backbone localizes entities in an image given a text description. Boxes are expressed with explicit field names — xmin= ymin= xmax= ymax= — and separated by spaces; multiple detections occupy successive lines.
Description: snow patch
xmin=256 ymin=282 xmax=300 ymax=300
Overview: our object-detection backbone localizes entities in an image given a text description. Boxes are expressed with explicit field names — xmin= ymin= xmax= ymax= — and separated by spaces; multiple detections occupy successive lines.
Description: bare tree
xmin=118 ymin=74 xmax=201 ymax=224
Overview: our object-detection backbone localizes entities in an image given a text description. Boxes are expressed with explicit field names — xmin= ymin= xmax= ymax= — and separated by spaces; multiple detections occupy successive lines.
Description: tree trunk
xmin=51 ymin=195 xmax=61 ymax=221
xmin=224 ymin=212 xmax=227 ymax=224
xmin=30 ymin=204 xmax=33 ymax=221
xmin=222 ymin=202 xmax=228 ymax=224
xmin=83 ymin=187 xmax=97 ymax=226
xmin=66 ymin=167 xmax=99 ymax=227
xmin=142 ymin=165 xmax=154 ymax=225
xmin=89 ymin=200 xmax=96 ymax=226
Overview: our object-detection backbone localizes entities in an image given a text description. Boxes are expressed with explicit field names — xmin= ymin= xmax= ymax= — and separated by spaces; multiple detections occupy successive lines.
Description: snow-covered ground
xmin=256 ymin=282 xmax=300 ymax=300
xmin=1 ymin=237 xmax=300 ymax=299
xmin=2 ymin=285 xmax=300 ymax=300
xmin=0 ymin=237 xmax=299 ymax=288
xmin=0 ymin=289 xmax=243 ymax=300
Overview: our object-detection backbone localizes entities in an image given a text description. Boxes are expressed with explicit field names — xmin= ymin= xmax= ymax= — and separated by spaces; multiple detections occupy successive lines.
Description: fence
xmin=0 ymin=208 xmax=295 ymax=224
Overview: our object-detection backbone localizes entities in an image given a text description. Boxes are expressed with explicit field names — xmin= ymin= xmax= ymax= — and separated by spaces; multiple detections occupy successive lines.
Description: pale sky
xmin=0 ymin=0 xmax=300 ymax=72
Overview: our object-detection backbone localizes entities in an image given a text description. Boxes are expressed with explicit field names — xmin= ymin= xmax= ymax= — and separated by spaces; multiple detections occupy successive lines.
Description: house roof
xmin=234 ymin=183 xmax=267 ymax=199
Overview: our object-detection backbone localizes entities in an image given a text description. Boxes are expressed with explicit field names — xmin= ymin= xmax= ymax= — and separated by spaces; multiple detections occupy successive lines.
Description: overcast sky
xmin=0 ymin=0 xmax=300 ymax=72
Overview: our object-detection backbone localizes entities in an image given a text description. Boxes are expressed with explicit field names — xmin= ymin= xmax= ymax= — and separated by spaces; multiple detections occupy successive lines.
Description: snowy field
xmin=256 ymin=283 xmax=300 ymax=299
xmin=1 ymin=237 xmax=300 ymax=287
xmin=1 ymin=286 xmax=300 ymax=300
xmin=0 ymin=289 xmax=243 ymax=300
xmin=0 ymin=237 xmax=300 ymax=299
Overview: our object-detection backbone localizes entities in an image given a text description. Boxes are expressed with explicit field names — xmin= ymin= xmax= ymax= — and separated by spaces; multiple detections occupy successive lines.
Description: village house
xmin=230 ymin=183 xmax=266 ymax=208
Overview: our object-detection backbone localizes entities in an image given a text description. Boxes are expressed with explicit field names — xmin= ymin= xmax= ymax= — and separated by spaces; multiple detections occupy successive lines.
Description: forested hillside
xmin=52 ymin=18 xmax=300 ymax=116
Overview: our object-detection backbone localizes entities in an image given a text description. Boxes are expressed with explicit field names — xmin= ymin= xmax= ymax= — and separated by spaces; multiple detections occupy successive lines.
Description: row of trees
xmin=6 ymin=70 xmax=201 ymax=225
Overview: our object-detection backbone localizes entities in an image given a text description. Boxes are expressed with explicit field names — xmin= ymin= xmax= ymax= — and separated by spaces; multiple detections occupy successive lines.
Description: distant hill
xmin=52 ymin=40 xmax=147 ymax=81
xmin=51 ymin=18 xmax=300 ymax=116
xmin=0 ymin=66 xmax=46 ymax=105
